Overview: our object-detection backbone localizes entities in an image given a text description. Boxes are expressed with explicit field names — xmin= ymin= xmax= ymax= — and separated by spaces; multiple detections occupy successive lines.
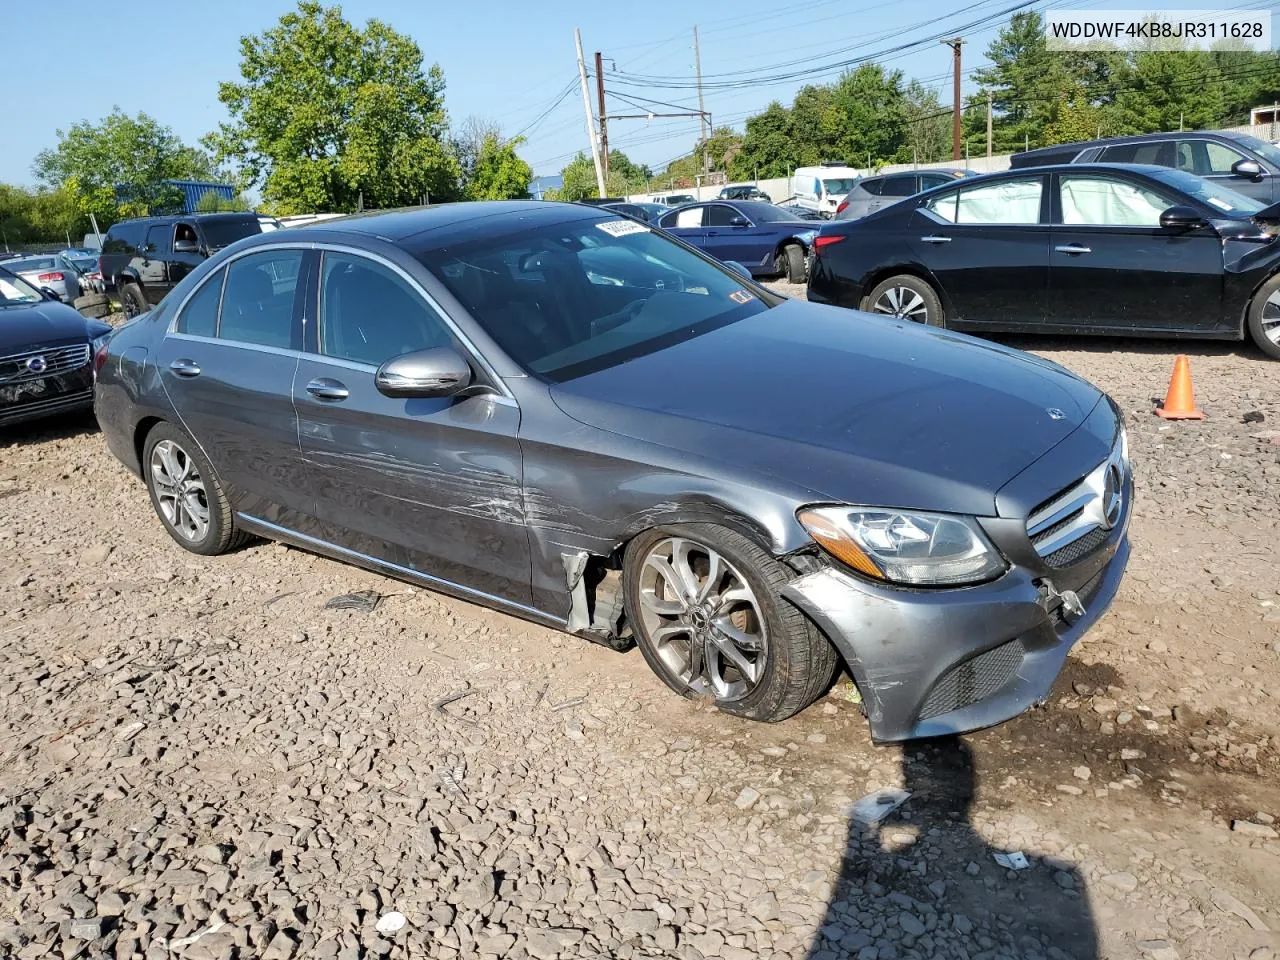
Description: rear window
xmin=199 ymin=218 xmax=263 ymax=251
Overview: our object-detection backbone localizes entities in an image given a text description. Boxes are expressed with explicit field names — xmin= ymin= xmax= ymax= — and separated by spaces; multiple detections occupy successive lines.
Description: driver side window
xmin=1059 ymin=176 xmax=1173 ymax=226
xmin=319 ymin=253 xmax=454 ymax=366
xmin=705 ymin=205 xmax=741 ymax=227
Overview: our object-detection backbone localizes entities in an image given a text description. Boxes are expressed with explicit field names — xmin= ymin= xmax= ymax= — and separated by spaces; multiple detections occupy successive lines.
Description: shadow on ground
xmin=805 ymin=737 xmax=1098 ymax=960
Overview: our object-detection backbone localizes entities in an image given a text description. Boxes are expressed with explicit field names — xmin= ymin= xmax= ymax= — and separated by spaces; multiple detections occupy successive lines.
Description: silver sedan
xmin=2 ymin=255 xmax=83 ymax=302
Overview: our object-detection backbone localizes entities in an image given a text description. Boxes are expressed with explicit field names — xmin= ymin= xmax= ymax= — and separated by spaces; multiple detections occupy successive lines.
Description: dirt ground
xmin=1 ymin=298 xmax=1277 ymax=960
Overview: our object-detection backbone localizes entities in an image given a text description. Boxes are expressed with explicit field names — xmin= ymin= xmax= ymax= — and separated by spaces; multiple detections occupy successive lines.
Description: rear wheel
xmin=119 ymin=282 xmax=148 ymax=319
xmin=1246 ymin=275 xmax=1280 ymax=360
xmin=779 ymin=244 xmax=806 ymax=283
xmin=623 ymin=523 xmax=838 ymax=722
xmin=865 ymin=274 xmax=944 ymax=327
xmin=143 ymin=423 xmax=247 ymax=556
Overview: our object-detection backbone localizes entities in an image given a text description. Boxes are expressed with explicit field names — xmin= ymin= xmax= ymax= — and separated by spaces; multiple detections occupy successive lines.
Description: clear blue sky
xmin=4 ymin=0 xmax=1265 ymax=187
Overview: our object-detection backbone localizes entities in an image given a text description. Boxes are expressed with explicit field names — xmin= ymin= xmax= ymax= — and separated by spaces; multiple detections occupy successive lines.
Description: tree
xmin=195 ymin=190 xmax=252 ymax=212
xmin=206 ymin=0 xmax=460 ymax=214
xmin=1045 ymin=92 xmax=1103 ymax=145
xmin=452 ymin=116 xmax=500 ymax=188
xmin=553 ymin=153 xmax=598 ymax=201
xmin=32 ymin=108 xmax=214 ymax=223
xmin=730 ymin=102 xmax=795 ymax=180
xmin=467 ymin=134 xmax=533 ymax=200
xmin=969 ymin=12 xmax=1070 ymax=152
xmin=1113 ymin=49 xmax=1224 ymax=133
xmin=901 ymin=82 xmax=952 ymax=164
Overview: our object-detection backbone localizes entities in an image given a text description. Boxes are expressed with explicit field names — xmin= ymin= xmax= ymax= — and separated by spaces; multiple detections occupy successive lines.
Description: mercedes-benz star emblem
xmin=1101 ymin=463 xmax=1123 ymax=529
xmin=1046 ymin=408 xmax=1065 ymax=421
xmin=25 ymin=356 xmax=47 ymax=375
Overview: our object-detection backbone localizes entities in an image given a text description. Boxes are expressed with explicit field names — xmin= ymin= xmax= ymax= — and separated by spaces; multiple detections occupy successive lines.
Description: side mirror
xmin=40 ymin=286 xmax=62 ymax=301
xmin=1231 ymin=158 xmax=1264 ymax=180
xmin=724 ymin=261 xmax=752 ymax=280
xmin=375 ymin=347 xmax=473 ymax=398
xmin=1159 ymin=205 xmax=1206 ymax=230
xmin=728 ymin=215 xmax=749 ymax=227
xmin=174 ymin=238 xmax=199 ymax=253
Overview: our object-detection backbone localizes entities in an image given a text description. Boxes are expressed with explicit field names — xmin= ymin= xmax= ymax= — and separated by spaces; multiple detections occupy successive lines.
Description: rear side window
xmin=860 ymin=178 xmax=884 ymax=197
xmin=103 ymin=223 xmax=145 ymax=254
xmin=218 ymin=250 xmax=303 ymax=349
xmin=176 ymin=269 xmax=224 ymax=337
xmin=1101 ymin=141 xmax=1175 ymax=167
xmin=671 ymin=206 xmax=706 ymax=228
xmin=880 ymin=176 xmax=918 ymax=197
xmin=927 ymin=178 xmax=1044 ymax=225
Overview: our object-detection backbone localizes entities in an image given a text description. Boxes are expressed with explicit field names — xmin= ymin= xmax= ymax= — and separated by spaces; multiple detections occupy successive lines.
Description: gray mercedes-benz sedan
xmin=95 ymin=201 xmax=1131 ymax=742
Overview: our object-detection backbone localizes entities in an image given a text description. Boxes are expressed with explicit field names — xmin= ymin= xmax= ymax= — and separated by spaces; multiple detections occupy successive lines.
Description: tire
xmin=623 ymin=522 xmax=839 ymax=722
xmin=79 ymin=303 xmax=112 ymax=319
xmin=864 ymin=274 xmax=945 ymax=327
xmin=1245 ymin=274 xmax=1280 ymax=360
xmin=74 ymin=293 xmax=111 ymax=319
xmin=119 ymin=282 xmax=148 ymax=319
xmin=778 ymin=243 xmax=806 ymax=283
xmin=142 ymin=423 xmax=248 ymax=556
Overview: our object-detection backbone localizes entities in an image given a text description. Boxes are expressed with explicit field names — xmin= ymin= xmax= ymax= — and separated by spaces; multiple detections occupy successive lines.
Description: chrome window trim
xmin=166 ymin=332 xmax=304 ymax=361
xmin=237 ymin=513 xmax=564 ymax=627
xmin=164 ymin=240 xmax=514 ymax=402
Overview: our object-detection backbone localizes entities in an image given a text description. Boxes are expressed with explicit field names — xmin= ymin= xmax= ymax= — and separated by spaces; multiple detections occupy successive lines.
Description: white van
xmin=791 ymin=164 xmax=863 ymax=218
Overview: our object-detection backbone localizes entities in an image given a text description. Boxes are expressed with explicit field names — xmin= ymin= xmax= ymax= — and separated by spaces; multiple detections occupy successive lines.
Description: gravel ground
xmin=1 ymin=298 xmax=1277 ymax=960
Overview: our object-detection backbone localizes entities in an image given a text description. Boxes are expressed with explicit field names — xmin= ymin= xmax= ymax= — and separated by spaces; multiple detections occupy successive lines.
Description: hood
xmin=549 ymin=301 xmax=1103 ymax=517
xmin=0 ymin=300 xmax=98 ymax=354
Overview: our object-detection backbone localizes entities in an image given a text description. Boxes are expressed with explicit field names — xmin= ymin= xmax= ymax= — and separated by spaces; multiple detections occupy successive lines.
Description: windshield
xmin=0 ymin=269 xmax=42 ymax=305
xmin=200 ymin=218 xmax=263 ymax=250
xmin=1234 ymin=134 xmax=1280 ymax=168
xmin=69 ymin=257 xmax=97 ymax=274
xmin=822 ymin=178 xmax=859 ymax=195
xmin=1147 ymin=168 xmax=1265 ymax=217
xmin=416 ymin=215 xmax=773 ymax=382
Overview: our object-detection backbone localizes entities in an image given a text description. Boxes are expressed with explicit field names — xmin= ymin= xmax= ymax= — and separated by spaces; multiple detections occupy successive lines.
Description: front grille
xmin=0 ymin=344 xmax=91 ymax=383
xmin=0 ymin=388 xmax=93 ymax=424
xmin=918 ymin=638 xmax=1025 ymax=721
xmin=1026 ymin=438 xmax=1126 ymax=567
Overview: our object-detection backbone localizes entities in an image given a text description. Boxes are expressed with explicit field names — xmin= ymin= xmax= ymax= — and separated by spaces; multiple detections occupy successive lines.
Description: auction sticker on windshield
xmin=729 ymin=290 xmax=755 ymax=304
xmin=596 ymin=219 xmax=649 ymax=237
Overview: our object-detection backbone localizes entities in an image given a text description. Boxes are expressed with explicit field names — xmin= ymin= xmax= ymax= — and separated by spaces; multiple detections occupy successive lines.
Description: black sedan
xmin=95 ymin=201 xmax=1130 ymax=742
xmin=808 ymin=163 xmax=1280 ymax=359
xmin=0 ymin=266 xmax=112 ymax=427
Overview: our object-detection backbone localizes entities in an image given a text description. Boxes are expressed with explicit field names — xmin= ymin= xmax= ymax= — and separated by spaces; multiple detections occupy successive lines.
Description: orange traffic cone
xmin=1155 ymin=355 xmax=1205 ymax=420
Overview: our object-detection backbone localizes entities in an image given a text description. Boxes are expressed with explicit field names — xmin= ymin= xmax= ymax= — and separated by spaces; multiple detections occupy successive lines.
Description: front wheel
xmin=623 ymin=523 xmax=838 ymax=722
xmin=1246 ymin=274 xmax=1280 ymax=360
xmin=865 ymin=274 xmax=945 ymax=327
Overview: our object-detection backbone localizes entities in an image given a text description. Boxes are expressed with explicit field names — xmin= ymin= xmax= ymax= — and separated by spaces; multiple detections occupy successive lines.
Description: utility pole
xmin=595 ymin=51 xmax=609 ymax=181
xmin=694 ymin=25 xmax=709 ymax=176
xmin=942 ymin=38 xmax=963 ymax=161
xmin=575 ymin=28 xmax=606 ymax=198
xmin=986 ymin=91 xmax=993 ymax=158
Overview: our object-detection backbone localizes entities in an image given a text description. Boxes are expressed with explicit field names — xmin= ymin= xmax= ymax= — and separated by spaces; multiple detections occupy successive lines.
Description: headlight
xmin=797 ymin=506 xmax=1007 ymax=586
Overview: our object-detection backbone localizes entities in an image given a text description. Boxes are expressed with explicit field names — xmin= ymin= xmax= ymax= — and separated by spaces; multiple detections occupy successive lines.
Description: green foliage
xmin=467 ymin=135 xmax=533 ymax=200
xmin=32 ymin=108 xmax=214 ymax=224
xmin=728 ymin=102 xmax=793 ymax=180
xmin=206 ymin=0 xmax=460 ymax=214
xmin=0 ymin=184 xmax=85 ymax=244
xmin=195 ymin=190 xmax=252 ymax=213
xmin=552 ymin=153 xmax=599 ymax=201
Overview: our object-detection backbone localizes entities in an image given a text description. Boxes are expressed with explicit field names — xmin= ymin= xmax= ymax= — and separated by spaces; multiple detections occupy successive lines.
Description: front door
xmin=167 ymin=221 xmax=206 ymax=290
xmin=907 ymin=174 xmax=1050 ymax=327
xmin=155 ymin=247 xmax=315 ymax=529
xmin=1046 ymin=173 xmax=1225 ymax=333
xmin=138 ymin=224 xmax=172 ymax=303
xmin=1176 ymin=138 xmax=1277 ymax=203
xmin=293 ymin=249 xmax=531 ymax=606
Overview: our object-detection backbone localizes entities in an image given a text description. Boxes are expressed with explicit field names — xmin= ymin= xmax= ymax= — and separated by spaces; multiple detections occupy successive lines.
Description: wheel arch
xmin=857 ymin=263 xmax=949 ymax=314
xmin=133 ymin=416 xmax=166 ymax=475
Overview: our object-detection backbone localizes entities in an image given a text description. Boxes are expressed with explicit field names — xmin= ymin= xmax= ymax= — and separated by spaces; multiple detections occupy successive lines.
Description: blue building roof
xmin=114 ymin=179 xmax=236 ymax=214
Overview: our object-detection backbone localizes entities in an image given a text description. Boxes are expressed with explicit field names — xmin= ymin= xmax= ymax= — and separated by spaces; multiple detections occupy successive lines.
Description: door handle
xmin=1055 ymin=244 xmax=1092 ymax=255
xmin=920 ymin=235 xmax=952 ymax=244
xmin=168 ymin=358 xmax=201 ymax=378
xmin=305 ymin=377 xmax=349 ymax=401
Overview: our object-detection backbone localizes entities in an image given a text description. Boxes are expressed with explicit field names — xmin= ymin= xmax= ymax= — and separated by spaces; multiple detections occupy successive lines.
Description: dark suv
xmin=1010 ymin=130 xmax=1280 ymax=202
xmin=99 ymin=213 xmax=268 ymax=317
xmin=719 ymin=184 xmax=773 ymax=202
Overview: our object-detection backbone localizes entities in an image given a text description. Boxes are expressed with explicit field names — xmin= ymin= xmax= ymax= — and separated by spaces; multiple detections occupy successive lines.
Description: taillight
xmin=836 ymin=200 xmax=848 ymax=214
xmin=38 ymin=272 xmax=64 ymax=282
xmin=812 ymin=235 xmax=847 ymax=255
xmin=94 ymin=342 xmax=110 ymax=373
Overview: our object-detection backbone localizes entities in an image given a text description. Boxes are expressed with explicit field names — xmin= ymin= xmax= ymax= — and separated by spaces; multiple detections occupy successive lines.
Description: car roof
xmin=1015 ymin=129 xmax=1248 ymax=160
xmin=250 ymin=200 xmax=608 ymax=247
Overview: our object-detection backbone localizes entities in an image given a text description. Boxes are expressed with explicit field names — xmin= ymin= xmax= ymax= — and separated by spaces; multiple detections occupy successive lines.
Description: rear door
xmin=1046 ymin=172 xmax=1224 ymax=333
xmin=292 ymin=248 xmax=531 ymax=605
xmin=155 ymin=247 xmax=316 ymax=530
xmin=138 ymin=224 xmax=172 ymax=302
xmin=658 ymin=205 xmax=709 ymax=248
xmin=907 ymin=174 xmax=1050 ymax=327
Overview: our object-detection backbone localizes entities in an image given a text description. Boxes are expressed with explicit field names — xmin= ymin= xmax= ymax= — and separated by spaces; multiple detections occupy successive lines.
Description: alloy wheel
xmin=872 ymin=285 xmax=929 ymax=322
xmin=150 ymin=440 xmax=210 ymax=542
xmin=1262 ymin=290 xmax=1280 ymax=346
xmin=635 ymin=536 xmax=768 ymax=701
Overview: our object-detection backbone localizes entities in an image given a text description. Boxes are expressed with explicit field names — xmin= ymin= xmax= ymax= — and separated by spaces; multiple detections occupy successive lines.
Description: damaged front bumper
xmin=782 ymin=528 xmax=1129 ymax=743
